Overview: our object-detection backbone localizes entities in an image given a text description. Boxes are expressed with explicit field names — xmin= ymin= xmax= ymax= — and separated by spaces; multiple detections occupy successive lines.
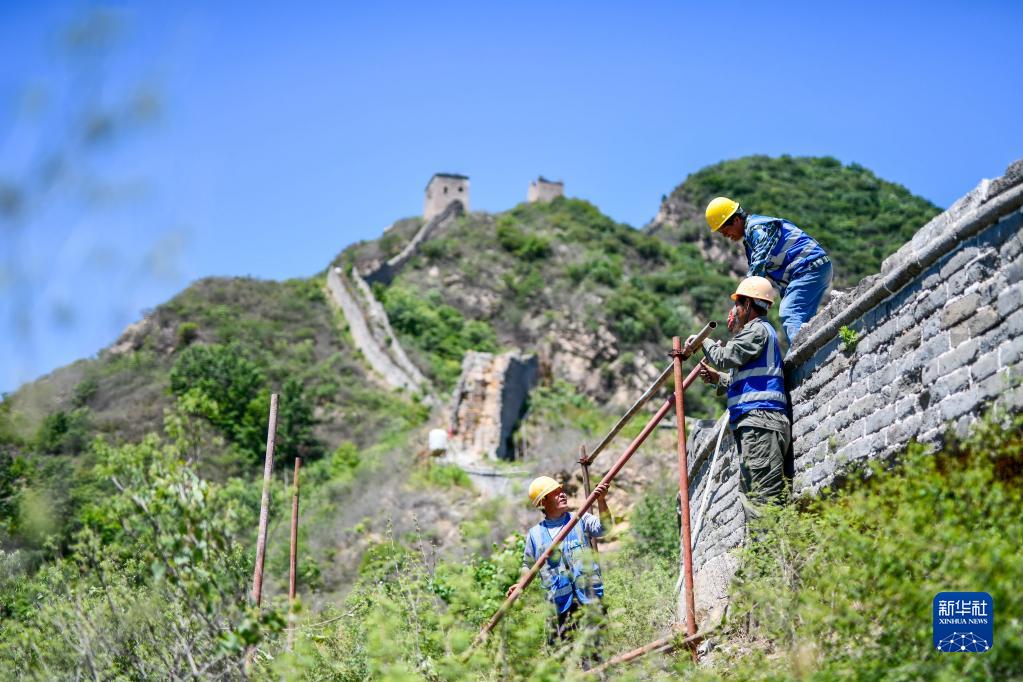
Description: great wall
xmin=682 ymin=158 xmax=1023 ymax=629
xmin=324 ymin=161 xmax=1023 ymax=633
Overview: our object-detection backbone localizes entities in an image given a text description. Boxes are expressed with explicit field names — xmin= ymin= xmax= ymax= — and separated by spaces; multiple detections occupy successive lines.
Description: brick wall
xmin=786 ymin=160 xmax=1023 ymax=495
xmin=681 ymin=158 xmax=1023 ymax=628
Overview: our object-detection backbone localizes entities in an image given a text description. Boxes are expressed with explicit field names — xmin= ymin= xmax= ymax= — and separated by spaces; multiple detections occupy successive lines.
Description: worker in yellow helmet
xmin=507 ymin=475 xmax=612 ymax=646
xmin=687 ymin=277 xmax=790 ymax=506
xmin=706 ymin=197 xmax=832 ymax=345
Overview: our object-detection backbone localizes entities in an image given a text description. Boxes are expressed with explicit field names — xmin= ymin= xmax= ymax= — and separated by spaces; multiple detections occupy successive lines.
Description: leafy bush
xmin=176 ymin=321 xmax=199 ymax=346
xmin=839 ymin=324 xmax=860 ymax=352
xmin=35 ymin=408 xmax=92 ymax=455
xmin=716 ymin=411 xmax=1023 ymax=680
xmin=0 ymin=431 xmax=284 ymax=680
xmin=169 ymin=344 xmax=322 ymax=463
xmin=412 ymin=462 xmax=473 ymax=490
xmin=169 ymin=343 xmax=267 ymax=456
xmin=629 ymin=484 xmax=678 ymax=562
xmin=495 ymin=216 xmax=552 ymax=261
xmin=380 ymin=285 xmax=499 ymax=389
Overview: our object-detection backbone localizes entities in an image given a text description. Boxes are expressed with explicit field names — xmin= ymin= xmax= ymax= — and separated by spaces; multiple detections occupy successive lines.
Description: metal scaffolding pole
xmin=672 ymin=337 xmax=698 ymax=657
xmin=579 ymin=322 xmax=716 ymax=468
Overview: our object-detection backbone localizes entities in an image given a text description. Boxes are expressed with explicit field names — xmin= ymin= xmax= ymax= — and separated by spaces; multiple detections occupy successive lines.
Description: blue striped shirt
xmin=523 ymin=512 xmax=605 ymax=613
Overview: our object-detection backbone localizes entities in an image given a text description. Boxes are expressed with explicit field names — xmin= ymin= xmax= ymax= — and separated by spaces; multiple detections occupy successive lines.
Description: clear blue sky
xmin=2 ymin=0 xmax=1021 ymax=393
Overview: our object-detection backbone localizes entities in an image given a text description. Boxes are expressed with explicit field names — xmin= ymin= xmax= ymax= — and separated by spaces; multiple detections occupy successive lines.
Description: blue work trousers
xmin=779 ymin=261 xmax=833 ymax=345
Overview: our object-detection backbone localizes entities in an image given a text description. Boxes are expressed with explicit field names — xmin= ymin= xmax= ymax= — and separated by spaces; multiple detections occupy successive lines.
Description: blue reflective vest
xmin=744 ymin=215 xmax=828 ymax=289
xmin=526 ymin=512 xmax=603 ymax=614
xmin=726 ymin=318 xmax=788 ymax=423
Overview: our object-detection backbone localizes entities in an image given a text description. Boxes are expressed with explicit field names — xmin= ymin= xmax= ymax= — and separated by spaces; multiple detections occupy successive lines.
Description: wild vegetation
xmin=5 ymin=155 xmax=1011 ymax=679
xmin=651 ymin=155 xmax=943 ymax=288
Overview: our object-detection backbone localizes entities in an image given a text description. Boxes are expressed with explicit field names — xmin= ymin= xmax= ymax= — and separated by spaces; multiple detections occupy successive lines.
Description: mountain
xmin=647 ymin=155 xmax=942 ymax=289
xmin=0 ymin=155 xmax=956 ymax=679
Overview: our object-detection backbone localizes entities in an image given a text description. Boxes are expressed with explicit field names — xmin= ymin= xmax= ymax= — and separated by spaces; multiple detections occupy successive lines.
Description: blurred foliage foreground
xmin=1 ymin=410 xmax=1021 ymax=680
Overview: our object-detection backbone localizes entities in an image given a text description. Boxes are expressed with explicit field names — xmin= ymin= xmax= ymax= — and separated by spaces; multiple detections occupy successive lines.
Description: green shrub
xmin=380 ymin=285 xmax=498 ymax=389
xmin=839 ymin=324 xmax=860 ymax=352
xmin=169 ymin=342 xmax=268 ymax=457
xmin=330 ymin=441 xmax=361 ymax=479
xmin=496 ymin=217 xmax=552 ymax=261
xmin=176 ymin=321 xmax=199 ymax=346
xmin=70 ymin=377 xmax=99 ymax=408
xmin=277 ymin=377 xmax=323 ymax=463
xmin=719 ymin=411 xmax=1023 ymax=679
xmin=629 ymin=484 xmax=678 ymax=562
xmin=412 ymin=462 xmax=473 ymax=490
xmin=35 ymin=408 xmax=92 ymax=455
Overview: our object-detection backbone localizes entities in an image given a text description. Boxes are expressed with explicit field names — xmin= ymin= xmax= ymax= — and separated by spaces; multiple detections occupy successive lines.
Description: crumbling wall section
xmin=682 ymin=417 xmax=744 ymax=628
xmin=447 ymin=350 xmax=539 ymax=464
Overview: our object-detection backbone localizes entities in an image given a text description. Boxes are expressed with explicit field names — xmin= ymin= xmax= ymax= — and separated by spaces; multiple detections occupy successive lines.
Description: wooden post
xmin=671 ymin=337 xmax=698 ymax=655
xmin=578 ymin=444 xmax=599 ymax=554
xmin=251 ymin=393 xmax=279 ymax=607
xmin=287 ymin=456 xmax=302 ymax=652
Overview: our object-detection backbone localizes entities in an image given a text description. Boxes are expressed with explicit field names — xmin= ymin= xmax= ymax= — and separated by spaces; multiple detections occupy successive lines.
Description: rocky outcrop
xmin=646 ymin=195 xmax=746 ymax=280
xmin=447 ymin=351 xmax=539 ymax=463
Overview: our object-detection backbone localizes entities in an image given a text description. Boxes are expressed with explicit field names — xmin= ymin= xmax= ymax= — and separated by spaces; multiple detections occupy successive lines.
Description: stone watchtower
xmin=527 ymin=176 xmax=564 ymax=203
xmin=424 ymin=173 xmax=470 ymax=221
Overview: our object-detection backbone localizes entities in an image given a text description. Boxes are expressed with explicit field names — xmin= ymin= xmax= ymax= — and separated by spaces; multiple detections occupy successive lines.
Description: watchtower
xmin=527 ymin=176 xmax=564 ymax=203
xmin=424 ymin=173 xmax=469 ymax=221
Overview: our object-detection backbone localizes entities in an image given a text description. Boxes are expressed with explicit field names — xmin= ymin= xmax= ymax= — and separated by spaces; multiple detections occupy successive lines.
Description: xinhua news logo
xmin=933 ymin=592 xmax=993 ymax=653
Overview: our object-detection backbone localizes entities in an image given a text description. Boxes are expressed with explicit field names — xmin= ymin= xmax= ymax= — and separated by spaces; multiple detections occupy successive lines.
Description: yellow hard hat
xmin=705 ymin=197 xmax=740 ymax=232
xmin=731 ymin=276 xmax=776 ymax=306
xmin=528 ymin=476 xmax=561 ymax=507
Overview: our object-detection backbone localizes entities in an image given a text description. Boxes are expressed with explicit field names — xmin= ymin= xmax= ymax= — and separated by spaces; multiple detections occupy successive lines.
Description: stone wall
xmin=447 ymin=350 xmax=539 ymax=463
xmin=682 ymin=416 xmax=744 ymax=628
xmin=786 ymin=159 xmax=1023 ymax=495
xmin=362 ymin=200 xmax=463 ymax=286
xmin=679 ymin=158 xmax=1023 ymax=630
xmin=326 ymin=267 xmax=434 ymax=401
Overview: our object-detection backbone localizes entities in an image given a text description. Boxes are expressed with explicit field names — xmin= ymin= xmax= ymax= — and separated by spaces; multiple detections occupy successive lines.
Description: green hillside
xmin=343 ymin=197 xmax=736 ymax=417
xmin=648 ymin=155 xmax=943 ymax=288
xmin=0 ymin=155 xmax=965 ymax=680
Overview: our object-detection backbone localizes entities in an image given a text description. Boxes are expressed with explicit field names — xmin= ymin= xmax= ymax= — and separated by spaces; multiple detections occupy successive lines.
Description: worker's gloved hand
xmin=698 ymin=364 xmax=720 ymax=385
xmin=506 ymin=583 xmax=521 ymax=598
xmin=684 ymin=334 xmax=698 ymax=351
xmin=593 ymin=482 xmax=610 ymax=498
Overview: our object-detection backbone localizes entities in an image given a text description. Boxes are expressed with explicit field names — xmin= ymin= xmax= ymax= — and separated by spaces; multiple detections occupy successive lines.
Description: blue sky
xmin=2 ymin=0 xmax=1022 ymax=393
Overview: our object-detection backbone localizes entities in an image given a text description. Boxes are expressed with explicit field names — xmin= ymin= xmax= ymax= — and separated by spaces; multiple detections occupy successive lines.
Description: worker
xmin=507 ymin=476 xmax=612 ymax=645
xmin=688 ymin=277 xmax=790 ymax=506
xmin=705 ymin=197 xmax=832 ymax=344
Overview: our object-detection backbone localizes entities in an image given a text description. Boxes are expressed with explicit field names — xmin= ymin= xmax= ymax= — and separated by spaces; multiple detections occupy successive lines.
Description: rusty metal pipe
xmin=586 ymin=628 xmax=709 ymax=677
xmin=469 ymin=394 xmax=677 ymax=651
xmin=287 ymin=456 xmax=302 ymax=652
xmin=578 ymin=444 xmax=599 ymax=554
xmin=581 ymin=321 xmax=715 ymax=467
xmin=672 ymin=338 xmax=698 ymax=649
